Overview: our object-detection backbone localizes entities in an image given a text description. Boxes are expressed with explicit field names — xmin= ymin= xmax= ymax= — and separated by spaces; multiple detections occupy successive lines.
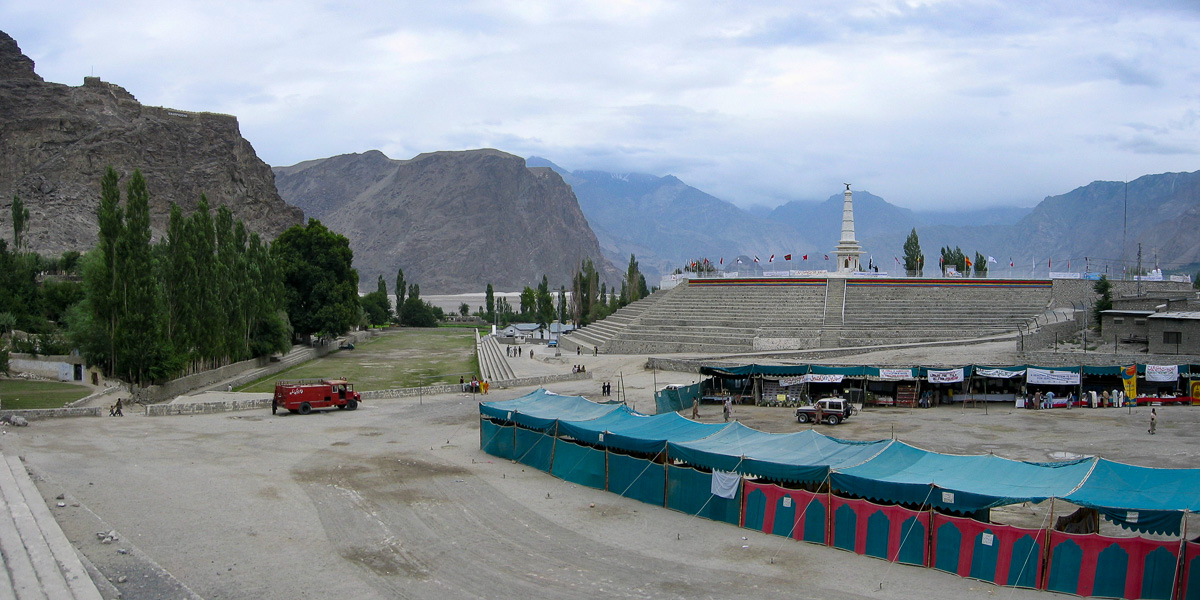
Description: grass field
xmin=0 ymin=380 xmax=93 ymax=409
xmin=237 ymin=328 xmax=479 ymax=393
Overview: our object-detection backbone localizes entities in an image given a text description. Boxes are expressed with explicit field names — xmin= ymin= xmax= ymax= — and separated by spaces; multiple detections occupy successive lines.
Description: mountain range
xmin=274 ymin=149 xmax=620 ymax=294
xmin=0 ymin=31 xmax=302 ymax=255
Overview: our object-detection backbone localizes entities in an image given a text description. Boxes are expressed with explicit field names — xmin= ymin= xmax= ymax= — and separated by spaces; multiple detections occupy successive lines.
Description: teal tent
xmin=479 ymin=389 xmax=626 ymax=431
xmin=670 ymin=426 xmax=891 ymax=483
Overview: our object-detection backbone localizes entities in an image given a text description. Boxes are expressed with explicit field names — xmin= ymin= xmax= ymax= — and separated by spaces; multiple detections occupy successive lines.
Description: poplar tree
xmin=114 ymin=170 xmax=164 ymax=385
xmin=902 ymin=228 xmax=924 ymax=276
xmin=10 ymin=195 xmax=29 ymax=251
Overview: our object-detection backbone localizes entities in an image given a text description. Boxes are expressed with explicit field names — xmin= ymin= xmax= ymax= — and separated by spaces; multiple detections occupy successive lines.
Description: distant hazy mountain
xmin=527 ymin=157 xmax=813 ymax=280
xmin=274 ymin=149 xmax=620 ymax=294
xmin=768 ymin=171 xmax=1199 ymax=277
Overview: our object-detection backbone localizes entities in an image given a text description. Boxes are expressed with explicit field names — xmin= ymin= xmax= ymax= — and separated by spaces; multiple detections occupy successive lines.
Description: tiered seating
xmin=0 ymin=452 xmax=103 ymax=599
xmin=838 ymin=280 xmax=1051 ymax=346
xmin=605 ymin=280 xmax=827 ymax=353
xmin=475 ymin=333 xmax=515 ymax=382
xmin=560 ymin=290 xmax=668 ymax=353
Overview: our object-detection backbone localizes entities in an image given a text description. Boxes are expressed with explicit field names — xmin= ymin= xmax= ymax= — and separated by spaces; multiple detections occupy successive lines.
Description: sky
xmin=3 ymin=1 xmax=1199 ymax=211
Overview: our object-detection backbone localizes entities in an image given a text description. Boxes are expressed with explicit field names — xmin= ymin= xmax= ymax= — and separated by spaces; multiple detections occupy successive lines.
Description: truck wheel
xmin=298 ymin=402 xmax=312 ymax=415
xmin=346 ymin=399 xmax=358 ymax=411
xmin=827 ymin=414 xmax=840 ymax=425
xmin=797 ymin=413 xmax=809 ymax=423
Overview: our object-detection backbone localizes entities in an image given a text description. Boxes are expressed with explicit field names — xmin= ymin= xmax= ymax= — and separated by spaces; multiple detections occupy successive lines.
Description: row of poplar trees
xmin=72 ymin=167 xmax=290 ymax=386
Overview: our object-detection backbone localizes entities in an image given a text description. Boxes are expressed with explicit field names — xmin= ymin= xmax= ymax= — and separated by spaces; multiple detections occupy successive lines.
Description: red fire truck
xmin=272 ymin=379 xmax=361 ymax=415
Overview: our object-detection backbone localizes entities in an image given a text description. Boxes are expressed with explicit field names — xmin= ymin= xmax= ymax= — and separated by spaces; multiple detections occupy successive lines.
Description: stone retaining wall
xmin=145 ymin=399 xmax=273 ymax=416
xmin=1021 ymin=316 xmax=1081 ymax=352
xmin=0 ymin=407 xmax=103 ymax=420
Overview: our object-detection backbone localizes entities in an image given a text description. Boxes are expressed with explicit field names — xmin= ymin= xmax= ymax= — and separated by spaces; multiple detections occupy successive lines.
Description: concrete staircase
xmin=819 ymin=278 xmax=847 ymax=347
xmin=0 ymin=452 xmax=103 ymax=599
xmin=475 ymin=333 xmax=515 ymax=382
xmin=559 ymin=290 xmax=670 ymax=354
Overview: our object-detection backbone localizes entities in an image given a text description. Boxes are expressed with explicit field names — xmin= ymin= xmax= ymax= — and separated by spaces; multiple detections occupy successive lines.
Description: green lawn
xmin=237 ymin=328 xmax=480 ymax=393
xmin=0 ymin=380 xmax=93 ymax=409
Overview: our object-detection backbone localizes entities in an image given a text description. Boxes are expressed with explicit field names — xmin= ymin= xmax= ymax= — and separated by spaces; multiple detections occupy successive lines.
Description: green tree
xmin=114 ymin=170 xmax=168 ymax=386
xmin=458 ymin=302 xmax=470 ymax=317
xmin=519 ymin=286 xmax=536 ymax=319
xmin=973 ymin=252 xmax=988 ymax=277
xmin=902 ymin=228 xmax=924 ymax=276
xmin=272 ymin=219 xmax=359 ymax=339
xmin=1093 ymin=275 xmax=1113 ymax=332
xmin=399 ymin=282 xmax=437 ymax=327
xmin=10 ymin=195 xmax=29 ymax=252
xmin=485 ymin=283 xmax=495 ymax=321
xmin=536 ymin=275 xmax=555 ymax=329
xmin=625 ymin=254 xmax=642 ymax=303
xmin=939 ymin=246 xmax=967 ymax=276
xmin=394 ymin=267 xmax=406 ymax=323
xmin=570 ymin=259 xmax=600 ymax=326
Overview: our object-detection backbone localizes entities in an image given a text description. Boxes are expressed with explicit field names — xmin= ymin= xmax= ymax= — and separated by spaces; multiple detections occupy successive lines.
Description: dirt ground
xmin=1 ymin=339 xmax=1193 ymax=599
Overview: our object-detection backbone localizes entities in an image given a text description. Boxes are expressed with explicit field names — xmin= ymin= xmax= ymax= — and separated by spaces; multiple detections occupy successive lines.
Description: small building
xmin=1147 ymin=312 xmax=1200 ymax=355
xmin=1112 ymin=293 xmax=1197 ymax=312
xmin=1100 ymin=310 xmax=1153 ymax=344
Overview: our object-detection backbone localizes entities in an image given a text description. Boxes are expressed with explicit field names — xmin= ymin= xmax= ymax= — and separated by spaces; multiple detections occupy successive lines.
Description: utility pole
xmin=1122 ymin=181 xmax=1128 ymax=281
xmin=1137 ymin=243 xmax=1143 ymax=297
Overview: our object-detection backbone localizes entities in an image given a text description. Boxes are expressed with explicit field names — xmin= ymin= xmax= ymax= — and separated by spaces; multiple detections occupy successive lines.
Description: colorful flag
xmin=753 ymin=256 xmax=759 ymax=263
xmin=987 ymin=256 xmax=997 ymax=263
xmin=720 ymin=257 xmax=723 ymax=265
xmin=965 ymin=256 xmax=972 ymax=267
xmin=824 ymin=254 xmax=829 ymax=260
xmin=894 ymin=256 xmax=901 ymax=265
xmin=768 ymin=254 xmax=775 ymax=263
xmin=1010 ymin=258 xmax=1014 ymax=267
xmin=1122 ymin=365 xmax=1137 ymax=400
xmin=803 ymin=255 xmax=808 ymax=260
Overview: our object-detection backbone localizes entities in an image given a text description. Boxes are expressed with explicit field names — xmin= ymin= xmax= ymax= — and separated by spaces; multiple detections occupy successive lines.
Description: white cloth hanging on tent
xmin=711 ymin=470 xmax=740 ymax=499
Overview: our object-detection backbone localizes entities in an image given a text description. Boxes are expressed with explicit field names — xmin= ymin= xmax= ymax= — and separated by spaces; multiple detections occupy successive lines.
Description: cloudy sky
xmin=3 ymin=1 xmax=1198 ymax=210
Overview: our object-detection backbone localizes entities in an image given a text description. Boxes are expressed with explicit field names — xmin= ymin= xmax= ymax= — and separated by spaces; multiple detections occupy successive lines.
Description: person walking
xmin=1149 ymin=408 xmax=1157 ymax=434
xmin=722 ymin=397 xmax=732 ymax=422
xmin=691 ymin=397 xmax=700 ymax=420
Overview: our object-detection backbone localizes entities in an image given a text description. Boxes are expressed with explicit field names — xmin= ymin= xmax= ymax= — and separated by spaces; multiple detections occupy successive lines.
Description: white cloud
xmin=2 ymin=0 xmax=1198 ymax=210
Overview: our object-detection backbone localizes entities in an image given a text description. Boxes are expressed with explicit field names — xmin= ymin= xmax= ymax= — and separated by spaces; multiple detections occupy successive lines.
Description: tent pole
xmin=604 ymin=444 xmax=610 ymax=492
xmin=1041 ymin=497 xmax=1056 ymax=591
xmin=825 ymin=473 xmax=834 ymax=548
xmin=662 ymin=442 xmax=670 ymax=509
xmin=549 ymin=421 xmax=559 ymax=472
xmin=1173 ymin=510 xmax=1188 ymax=600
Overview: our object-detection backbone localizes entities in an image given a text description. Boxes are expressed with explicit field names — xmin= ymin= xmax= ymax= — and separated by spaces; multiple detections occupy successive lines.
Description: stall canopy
xmin=830 ymin=442 xmax=1096 ymax=512
xmin=1063 ymin=459 xmax=1200 ymax=535
xmin=479 ymin=388 xmax=626 ymax=430
xmin=556 ymin=411 xmax=730 ymax=455
xmin=670 ymin=427 xmax=891 ymax=483
xmin=481 ymin=390 xmax=1200 ymax=525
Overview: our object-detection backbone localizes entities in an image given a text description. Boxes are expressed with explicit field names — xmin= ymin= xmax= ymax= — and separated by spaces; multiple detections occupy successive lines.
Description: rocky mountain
xmin=768 ymin=171 xmax=1200 ymax=277
xmin=526 ymin=157 xmax=813 ymax=280
xmin=274 ymin=149 xmax=620 ymax=294
xmin=0 ymin=31 xmax=303 ymax=255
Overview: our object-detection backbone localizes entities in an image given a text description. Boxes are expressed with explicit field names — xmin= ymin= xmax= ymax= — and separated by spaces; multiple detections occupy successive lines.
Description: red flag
xmin=1010 ymin=258 xmax=1014 ymax=267
xmin=824 ymin=254 xmax=829 ymax=260
xmin=803 ymin=254 xmax=808 ymax=260
xmin=965 ymin=256 xmax=972 ymax=267
xmin=719 ymin=257 xmax=723 ymax=265
xmin=753 ymin=255 xmax=760 ymax=263
xmin=769 ymin=254 xmax=775 ymax=263
xmin=784 ymin=254 xmax=792 ymax=261
xmin=1048 ymin=257 xmax=1052 ymax=269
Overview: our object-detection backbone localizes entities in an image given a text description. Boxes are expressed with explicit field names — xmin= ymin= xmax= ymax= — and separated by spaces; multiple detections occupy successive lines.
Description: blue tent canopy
xmin=670 ymin=427 xmax=892 ymax=484
xmin=479 ymin=389 xmax=626 ymax=431
xmin=831 ymin=442 xmax=1096 ymax=512
xmin=1063 ymin=459 xmax=1200 ymax=535
xmin=557 ymin=411 xmax=731 ymax=454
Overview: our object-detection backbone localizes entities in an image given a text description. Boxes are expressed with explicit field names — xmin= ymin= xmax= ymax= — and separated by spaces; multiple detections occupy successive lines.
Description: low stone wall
xmin=1021 ymin=350 xmax=1200 ymax=368
xmin=494 ymin=371 xmax=592 ymax=388
xmin=144 ymin=398 xmax=273 ymax=416
xmin=1021 ymin=316 xmax=1081 ymax=352
xmin=0 ymin=407 xmax=103 ymax=420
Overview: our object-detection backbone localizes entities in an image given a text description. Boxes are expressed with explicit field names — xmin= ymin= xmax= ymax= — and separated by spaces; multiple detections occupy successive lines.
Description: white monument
xmin=832 ymin=183 xmax=864 ymax=275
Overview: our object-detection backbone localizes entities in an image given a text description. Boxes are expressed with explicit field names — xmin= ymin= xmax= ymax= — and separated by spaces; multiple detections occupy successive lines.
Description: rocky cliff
xmin=0 ymin=31 xmax=303 ymax=254
xmin=274 ymin=149 xmax=620 ymax=294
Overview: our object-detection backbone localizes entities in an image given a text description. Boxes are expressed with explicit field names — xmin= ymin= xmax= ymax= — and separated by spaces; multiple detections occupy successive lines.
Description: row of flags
xmin=695 ymin=255 xmax=1101 ymax=271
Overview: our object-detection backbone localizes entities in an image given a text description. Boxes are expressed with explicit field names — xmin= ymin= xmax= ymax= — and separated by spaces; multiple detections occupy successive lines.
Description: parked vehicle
xmin=795 ymin=398 xmax=853 ymax=425
xmin=273 ymin=379 xmax=362 ymax=415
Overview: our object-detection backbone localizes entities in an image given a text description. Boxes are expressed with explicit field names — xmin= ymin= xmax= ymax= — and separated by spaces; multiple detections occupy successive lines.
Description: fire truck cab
xmin=272 ymin=379 xmax=361 ymax=415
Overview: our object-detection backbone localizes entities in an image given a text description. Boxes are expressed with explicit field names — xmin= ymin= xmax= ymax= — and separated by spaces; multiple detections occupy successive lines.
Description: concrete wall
xmin=8 ymin=354 xmax=85 ymax=382
xmin=360 ymin=370 xmax=593 ymax=400
xmin=145 ymin=398 xmax=272 ymax=416
xmin=1021 ymin=315 xmax=1081 ymax=352
xmin=1100 ymin=313 xmax=1150 ymax=343
xmin=0 ymin=407 xmax=103 ymax=420
xmin=1148 ymin=317 xmax=1200 ymax=355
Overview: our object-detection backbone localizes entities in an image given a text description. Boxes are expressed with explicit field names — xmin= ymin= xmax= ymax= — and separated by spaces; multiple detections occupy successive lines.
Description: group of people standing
xmin=600 ymin=381 xmax=612 ymax=396
xmin=505 ymin=346 xmax=524 ymax=357
xmin=460 ymin=376 xmax=488 ymax=394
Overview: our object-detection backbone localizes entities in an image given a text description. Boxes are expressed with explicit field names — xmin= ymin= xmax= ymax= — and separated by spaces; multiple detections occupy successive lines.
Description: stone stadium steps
xmin=475 ymin=334 xmax=515 ymax=382
xmin=560 ymin=290 xmax=669 ymax=353
xmin=0 ymin=452 xmax=103 ymax=600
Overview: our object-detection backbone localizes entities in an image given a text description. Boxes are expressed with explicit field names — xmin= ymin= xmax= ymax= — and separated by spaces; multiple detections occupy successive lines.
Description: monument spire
xmin=833 ymin=183 xmax=864 ymax=274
